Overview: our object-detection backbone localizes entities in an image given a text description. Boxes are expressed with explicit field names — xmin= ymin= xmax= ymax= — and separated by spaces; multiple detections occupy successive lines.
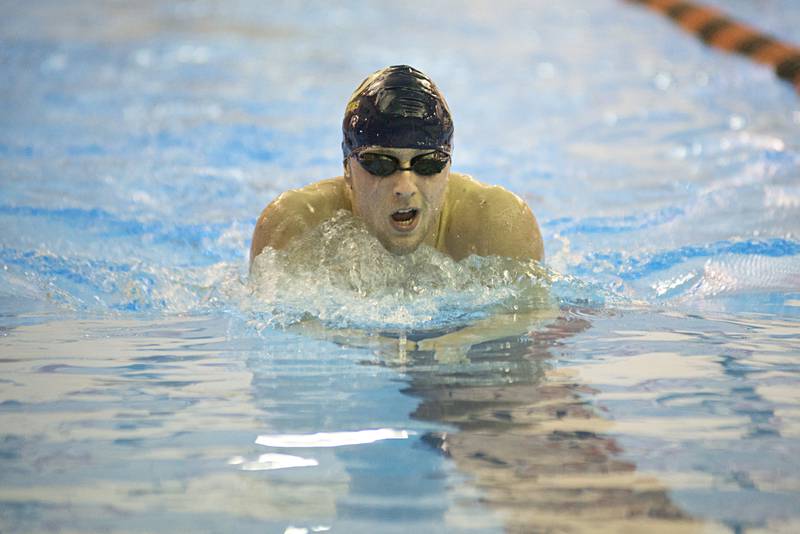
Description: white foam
xmin=246 ymin=211 xmax=554 ymax=330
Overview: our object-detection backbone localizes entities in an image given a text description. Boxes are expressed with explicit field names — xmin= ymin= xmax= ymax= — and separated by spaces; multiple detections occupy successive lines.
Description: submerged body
xmin=250 ymin=170 xmax=544 ymax=265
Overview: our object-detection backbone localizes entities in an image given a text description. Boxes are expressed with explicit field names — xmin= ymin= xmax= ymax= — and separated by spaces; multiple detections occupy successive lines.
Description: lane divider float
xmin=626 ymin=0 xmax=800 ymax=93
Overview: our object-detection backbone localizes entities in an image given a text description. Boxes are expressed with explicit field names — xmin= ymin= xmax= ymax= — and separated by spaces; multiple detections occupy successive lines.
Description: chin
xmin=379 ymin=236 xmax=423 ymax=256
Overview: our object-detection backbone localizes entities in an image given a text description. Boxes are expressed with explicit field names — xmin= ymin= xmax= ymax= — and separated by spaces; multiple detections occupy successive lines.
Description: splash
xmin=1 ymin=213 xmax=608 ymax=324
xmin=246 ymin=211 xmax=603 ymax=331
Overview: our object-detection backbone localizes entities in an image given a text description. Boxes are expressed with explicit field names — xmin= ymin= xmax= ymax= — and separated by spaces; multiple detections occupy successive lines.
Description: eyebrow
xmin=359 ymin=151 xmax=441 ymax=160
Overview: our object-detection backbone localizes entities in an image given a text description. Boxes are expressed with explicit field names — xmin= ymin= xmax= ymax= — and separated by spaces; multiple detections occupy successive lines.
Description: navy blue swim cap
xmin=342 ymin=65 xmax=454 ymax=158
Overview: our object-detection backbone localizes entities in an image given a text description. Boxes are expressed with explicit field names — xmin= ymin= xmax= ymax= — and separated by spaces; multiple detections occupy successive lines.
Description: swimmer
xmin=250 ymin=65 xmax=544 ymax=265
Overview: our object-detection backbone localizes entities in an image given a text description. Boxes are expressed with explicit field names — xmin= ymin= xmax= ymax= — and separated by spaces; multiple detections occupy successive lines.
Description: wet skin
xmin=249 ymin=147 xmax=544 ymax=264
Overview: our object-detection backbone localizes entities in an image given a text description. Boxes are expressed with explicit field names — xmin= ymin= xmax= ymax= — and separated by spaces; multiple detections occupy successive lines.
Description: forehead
xmin=357 ymin=146 xmax=439 ymax=158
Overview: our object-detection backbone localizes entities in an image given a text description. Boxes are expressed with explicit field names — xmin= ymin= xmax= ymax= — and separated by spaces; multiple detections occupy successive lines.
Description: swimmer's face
xmin=345 ymin=147 xmax=450 ymax=255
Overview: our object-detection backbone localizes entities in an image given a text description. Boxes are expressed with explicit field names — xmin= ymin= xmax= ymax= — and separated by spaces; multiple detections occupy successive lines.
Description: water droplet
xmin=728 ymin=115 xmax=745 ymax=130
xmin=654 ymin=72 xmax=673 ymax=91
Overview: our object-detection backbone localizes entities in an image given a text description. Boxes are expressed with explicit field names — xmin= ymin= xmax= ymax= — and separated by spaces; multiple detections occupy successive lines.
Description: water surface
xmin=1 ymin=0 xmax=799 ymax=532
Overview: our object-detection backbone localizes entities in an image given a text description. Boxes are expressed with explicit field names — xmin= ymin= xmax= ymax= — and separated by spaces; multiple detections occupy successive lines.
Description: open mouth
xmin=390 ymin=208 xmax=419 ymax=231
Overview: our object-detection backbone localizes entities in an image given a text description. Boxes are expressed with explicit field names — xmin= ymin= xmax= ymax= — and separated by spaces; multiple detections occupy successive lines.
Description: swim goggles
xmin=353 ymin=150 xmax=450 ymax=177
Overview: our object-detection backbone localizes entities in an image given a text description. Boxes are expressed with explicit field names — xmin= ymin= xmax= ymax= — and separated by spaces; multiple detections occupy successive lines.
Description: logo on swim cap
xmin=342 ymin=65 xmax=454 ymax=158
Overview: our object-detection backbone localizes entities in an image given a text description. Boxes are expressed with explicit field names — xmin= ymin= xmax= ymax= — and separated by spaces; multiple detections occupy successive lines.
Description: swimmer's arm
xmin=483 ymin=195 xmax=544 ymax=260
xmin=416 ymin=307 xmax=559 ymax=362
xmin=288 ymin=308 xmax=558 ymax=365
xmin=250 ymin=178 xmax=349 ymax=265
xmin=250 ymin=194 xmax=315 ymax=264
xmin=446 ymin=185 xmax=544 ymax=261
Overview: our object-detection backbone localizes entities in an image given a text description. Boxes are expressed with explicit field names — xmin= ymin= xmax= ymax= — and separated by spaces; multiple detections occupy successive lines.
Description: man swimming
xmin=250 ymin=65 xmax=544 ymax=265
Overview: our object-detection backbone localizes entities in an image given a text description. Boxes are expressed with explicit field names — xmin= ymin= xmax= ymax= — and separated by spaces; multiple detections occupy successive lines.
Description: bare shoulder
xmin=444 ymin=173 xmax=544 ymax=261
xmin=250 ymin=177 xmax=350 ymax=263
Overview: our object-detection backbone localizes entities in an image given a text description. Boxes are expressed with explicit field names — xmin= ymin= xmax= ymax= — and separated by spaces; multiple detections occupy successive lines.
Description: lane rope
xmin=626 ymin=0 xmax=800 ymax=93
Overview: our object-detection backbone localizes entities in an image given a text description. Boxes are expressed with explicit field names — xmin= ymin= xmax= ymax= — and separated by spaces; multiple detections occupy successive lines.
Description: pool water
xmin=2 ymin=0 xmax=799 ymax=532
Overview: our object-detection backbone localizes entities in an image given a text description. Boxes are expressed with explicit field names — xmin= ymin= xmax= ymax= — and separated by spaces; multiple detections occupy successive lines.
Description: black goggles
xmin=353 ymin=150 xmax=450 ymax=177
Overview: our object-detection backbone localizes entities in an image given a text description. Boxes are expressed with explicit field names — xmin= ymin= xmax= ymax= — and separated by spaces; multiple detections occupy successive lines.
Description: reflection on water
xmin=2 ymin=0 xmax=800 ymax=531
xmin=255 ymin=428 xmax=411 ymax=448
xmin=378 ymin=310 xmax=699 ymax=533
xmin=1 ymin=316 xmax=499 ymax=532
xmin=0 ymin=318 xmax=349 ymax=531
xmin=1 ymin=302 xmax=799 ymax=531
xmin=290 ymin=301 xmax=799 ymax=532
xmin=229 ymin=453 xmax=319 ymax=472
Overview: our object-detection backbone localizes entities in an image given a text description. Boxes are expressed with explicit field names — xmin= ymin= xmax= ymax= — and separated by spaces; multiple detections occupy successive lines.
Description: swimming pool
xmin=1 ymin=0 xmax=799 ymax=532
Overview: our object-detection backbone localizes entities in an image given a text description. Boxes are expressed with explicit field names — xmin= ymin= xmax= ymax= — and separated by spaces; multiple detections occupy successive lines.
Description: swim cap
xmin=342 ymin=65 xmax=454 ymax=158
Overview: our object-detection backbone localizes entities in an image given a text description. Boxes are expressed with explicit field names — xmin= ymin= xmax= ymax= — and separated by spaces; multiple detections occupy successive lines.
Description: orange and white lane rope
xmin=626 ymin=0 xmax=800 ymax=93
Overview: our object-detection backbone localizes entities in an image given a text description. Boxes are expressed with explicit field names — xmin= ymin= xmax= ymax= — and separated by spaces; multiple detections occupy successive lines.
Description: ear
xmin=343 ymin=158 xmax=352 ymax=187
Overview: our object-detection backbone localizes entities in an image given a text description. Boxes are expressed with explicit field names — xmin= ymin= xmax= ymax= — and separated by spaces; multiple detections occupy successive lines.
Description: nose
xmin=393 ymin=171 xmax=417 ymax=199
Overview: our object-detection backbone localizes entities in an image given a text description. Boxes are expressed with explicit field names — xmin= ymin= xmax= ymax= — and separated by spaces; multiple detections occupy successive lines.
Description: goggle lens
xmin=355 ymin=152 xmax=449 ymax=177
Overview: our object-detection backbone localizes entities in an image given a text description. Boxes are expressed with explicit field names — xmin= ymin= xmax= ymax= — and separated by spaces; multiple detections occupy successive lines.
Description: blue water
xmin=1 ymin=0 xmax=800 ymax=532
